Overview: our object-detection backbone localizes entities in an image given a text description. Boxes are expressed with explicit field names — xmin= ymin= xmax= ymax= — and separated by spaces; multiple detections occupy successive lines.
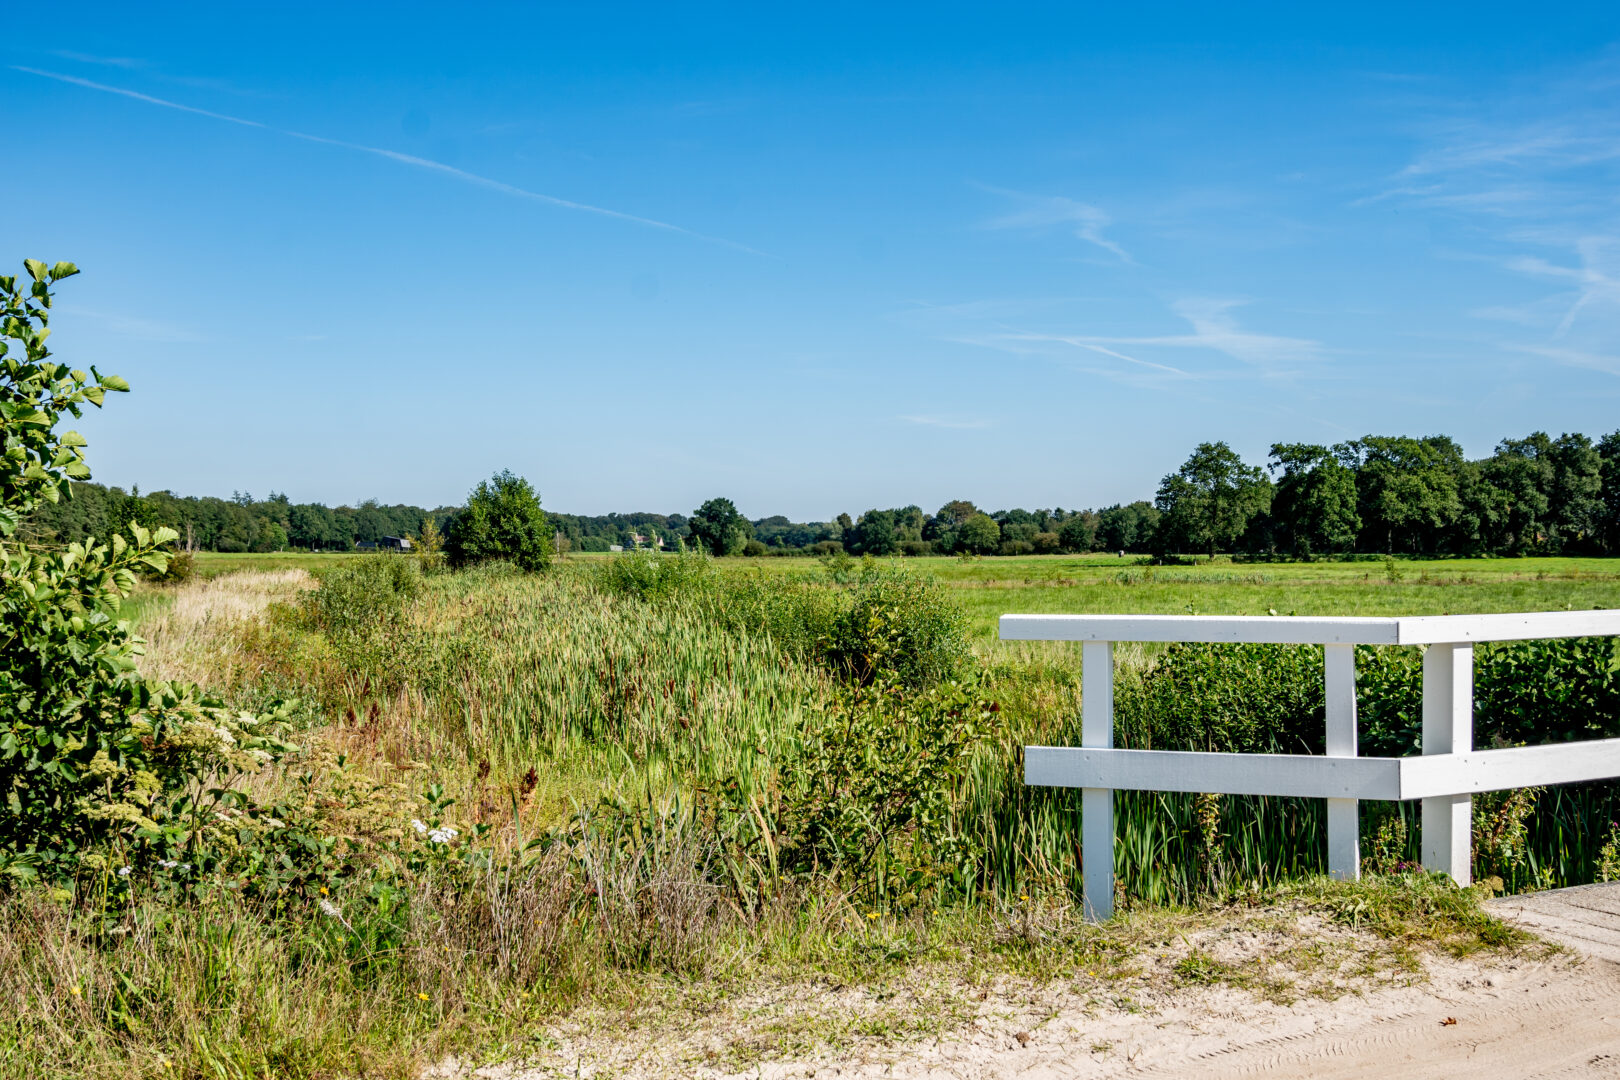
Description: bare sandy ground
xmin=436 ymin=887 xmax=1620 ymax=1080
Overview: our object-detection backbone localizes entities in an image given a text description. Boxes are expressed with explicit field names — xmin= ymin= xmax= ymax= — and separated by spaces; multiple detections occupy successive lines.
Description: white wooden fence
xmin=1001 ymin=610 xmax=1620 ymax=921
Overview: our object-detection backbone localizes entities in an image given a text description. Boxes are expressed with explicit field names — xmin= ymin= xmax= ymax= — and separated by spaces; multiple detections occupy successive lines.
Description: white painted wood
xmin=1422 ymin=643 xmax=1474 ymax=885
xmin=1324 ymin=643 xmax=1360 ymax=881
xmin=1400 ymin=738 xmax=1620 ymax=798
xmin=1394 ymin=610 xmax=1620 ymax=645
xmin=1000 ymin=613 xmax=1401 ymax=645
xmin=1081 ymin=641 xmax=1114 ymax=922
xmin=1010 ymin=608 xmax=1620 ymax=901
xmin=1028 ymin=740 xmax=1620 ymax=803
xmin=998 ymin=610 xmax=1620 ymax=647
xmin=1025 ymin=746 xmax=1404 ymax=800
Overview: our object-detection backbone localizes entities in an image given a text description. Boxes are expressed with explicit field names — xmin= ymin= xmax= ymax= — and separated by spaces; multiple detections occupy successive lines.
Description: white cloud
xmin=899 ymin=414 xmax=992 ymax=430
xmin=980 ymin=186 xmax=1132 ymax=262
xmin=1509 ymin=344 xmax=1620 ymax=377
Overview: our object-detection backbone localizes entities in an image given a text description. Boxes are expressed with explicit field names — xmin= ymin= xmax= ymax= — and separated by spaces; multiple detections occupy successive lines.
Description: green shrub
xmin=760 ymin=677 xmax=1002 ymax=902
xmin=1115 ymin=642 xmax=1324 ymax=753
xmin=444 ymin=469 xmax=552 ymax=571
xmin=821 ymin=567 xmax=968 ymax=688
xmin=299 ymin=556 xmax=420 ymax=645
xmin=1358 ymin=637 xmax=1620 ymax=757
xmin=1 ymin=260 xmax=295 ymax=883
xmin=596 ymin=547 xmax=713 ymax=604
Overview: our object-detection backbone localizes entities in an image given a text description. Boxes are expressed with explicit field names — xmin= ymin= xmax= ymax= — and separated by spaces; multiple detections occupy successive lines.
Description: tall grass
xmin=240 ymin=558 xmax=1620 ymax=909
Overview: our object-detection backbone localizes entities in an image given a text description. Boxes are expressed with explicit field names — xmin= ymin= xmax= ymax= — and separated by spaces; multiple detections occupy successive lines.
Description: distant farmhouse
xmin=355 ymin=535 xmax=414 ymax=552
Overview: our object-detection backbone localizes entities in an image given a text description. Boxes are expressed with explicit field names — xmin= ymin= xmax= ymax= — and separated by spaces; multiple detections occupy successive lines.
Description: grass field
xmin=201 ymin=551 xmax=1620 ymax=645
xmin=23 ymin=550 xmax=1605 ymax=1078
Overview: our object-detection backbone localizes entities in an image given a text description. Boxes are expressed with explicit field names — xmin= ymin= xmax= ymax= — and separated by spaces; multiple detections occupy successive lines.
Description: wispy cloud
xmin=1500 ymin=238 xmax=1620 ymax=336
xmin=51 ymin=50 xmax=143 ymax=70
xmin=1509 ymin=344 xmax=1620 ymax=377
xmin=899 ymin=414 xmax=992 ymax=430
xmin=14 ymin=66 xmax=266 ymax=127
xmin=12 ymin=65 xmax=764 ymax=254
xmin=979 ymin=185 xmax=1132 ymax=262
xmin=61 ymin=306 xmax=203 ymax=343
xmin=991 ymin=299 xmax=1319 ymax=372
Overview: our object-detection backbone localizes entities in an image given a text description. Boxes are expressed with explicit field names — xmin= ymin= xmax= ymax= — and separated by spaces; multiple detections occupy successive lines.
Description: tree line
xmin=24 ymin=428 xmax=1620 ymax=559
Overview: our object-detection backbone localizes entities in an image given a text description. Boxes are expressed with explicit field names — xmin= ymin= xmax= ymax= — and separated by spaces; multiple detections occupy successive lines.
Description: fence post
xmin=1081 ymin=640 xmax=1115 ymax=921
xmin=1421 ymin=642 xmax=1473 ymax=884
xmin=1324 ymin=643 xmax=1359 ymax=880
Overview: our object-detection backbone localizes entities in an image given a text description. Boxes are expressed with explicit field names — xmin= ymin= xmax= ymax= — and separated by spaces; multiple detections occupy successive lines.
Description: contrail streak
xmin=14 ymin=65 xmax=765 ymax=254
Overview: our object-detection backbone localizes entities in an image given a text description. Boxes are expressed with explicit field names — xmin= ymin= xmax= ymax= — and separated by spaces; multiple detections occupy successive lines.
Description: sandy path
xmin=1139 ymin=961 xmax=1620 ymax=1079
xmin=452 ymin=886 xmax=1620 ymax=1080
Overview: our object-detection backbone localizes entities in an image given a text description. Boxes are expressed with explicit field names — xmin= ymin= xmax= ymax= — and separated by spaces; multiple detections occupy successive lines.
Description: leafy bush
xmin=1117 ymin=635 xmax=1620 ymax=758
xmin=596 ymin=547 xmax=713 ymax=604
xmin=1 ymin=260 xmax=294 ymax=883
xmin=1359 ymin=637 xmax=1620 ymax=756
xmin=745 ymin=677 xmax=1002 ymax=902
xmin=300 ymin=555 xmax=420 ymax=642
xmin=821 ymin=567 xmax=968 ymax=688
xmin=444 ymin=469 xmax=552 ymax=571
xmin=1115 ymin=642 xmax=1325 ymax=753
xmin=296 ymin=556 xmax=423 ymax=692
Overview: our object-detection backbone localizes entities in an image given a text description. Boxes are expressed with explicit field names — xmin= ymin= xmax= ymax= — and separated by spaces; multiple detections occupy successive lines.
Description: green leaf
xmin=99 ymin=374 xmax=131 ymax=393
xmin=48 ymin=262 xmax=80 ymax=282
xmin=23 ymin=259 xmax=46 ymax=282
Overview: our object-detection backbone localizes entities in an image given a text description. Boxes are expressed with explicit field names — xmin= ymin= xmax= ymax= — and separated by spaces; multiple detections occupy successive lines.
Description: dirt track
xmin=448 ymin=885 xmax=1620 ymax=1080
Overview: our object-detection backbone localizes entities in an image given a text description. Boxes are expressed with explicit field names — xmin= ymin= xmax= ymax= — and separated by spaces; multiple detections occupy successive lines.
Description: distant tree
xmin=934 ymin=500 xmax=978 ymax=527
xmin=924 ymin=500 xmax=977 ymax=553
xmin=1096 ymin=501 xmax=1159 ymax=553
xmin=444 ymin=469 xmax=552 ymax=571
xmin=892 ymin=504 xmax=926 ymax=542
xmin=689 ymin=497 xmax=751 ymax=556
xmin=957 ymin=513 xmax=1001 ymax=554
xmin=287 ymin=503 xmax=333 ymax=550
xmin=1478 ymin=435 xmax=1554 ymax=554
xmin=1600 ymin=432 xmax=1620 ymax=553
xmin=1155 ymin=442 xmax=1271 ymax=557
xmin=1547 ymin=433 xmax=1604 ymax=552
xmin=1339 ymin=435 xmax=1464 ymax=554
xmin=1268 ymin=443 xmax=1360 ymax=557
xmin=849 ymin=508 xmax=899 ymax=556
xmin=254 ymin=520 xmax=288 ymax=552
xmin=1033 ymin=531 xmax=1062 ymax=554
xmin=1058 ymin=513 xmax=1097 ymax=553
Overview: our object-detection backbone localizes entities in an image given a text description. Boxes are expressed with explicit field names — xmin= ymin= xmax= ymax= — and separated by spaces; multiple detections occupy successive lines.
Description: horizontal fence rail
xmin=1003 ymin=610 xmax=1620 ymax=921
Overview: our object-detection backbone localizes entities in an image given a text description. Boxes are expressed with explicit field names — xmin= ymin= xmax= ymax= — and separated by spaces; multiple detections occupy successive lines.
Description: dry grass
xmin=135 ymin=569 xmax=313 ymax=686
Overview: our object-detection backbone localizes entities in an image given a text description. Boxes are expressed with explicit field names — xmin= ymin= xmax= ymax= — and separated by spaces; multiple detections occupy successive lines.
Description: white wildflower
xmin=117 ymin=866 xmax=131 ymax=877
xmin=158 ymin=859 xmax=178 ymax=870
xmin=319 ymin=897 xmax=357 ymax=932
xmin=264 ymin=818 xmax=286 ymax=829
xmin=411 ymin=819 xmax=428 ymax=834
xmin=428 ymin=826 xmax=458 ymax=844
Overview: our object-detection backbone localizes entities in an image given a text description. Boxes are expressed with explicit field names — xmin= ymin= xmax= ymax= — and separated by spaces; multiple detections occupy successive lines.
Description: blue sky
xmin=8 ymin=4 xmax=1620 ymax=519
